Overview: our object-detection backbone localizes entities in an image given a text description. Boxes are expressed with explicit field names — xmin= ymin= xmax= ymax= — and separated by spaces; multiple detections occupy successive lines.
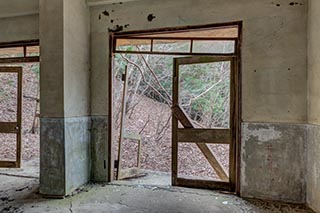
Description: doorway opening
xmin=109 ymin=22 xmax=241 ymax=192
xmin=0 ymin=40 xmax=40 ymax=178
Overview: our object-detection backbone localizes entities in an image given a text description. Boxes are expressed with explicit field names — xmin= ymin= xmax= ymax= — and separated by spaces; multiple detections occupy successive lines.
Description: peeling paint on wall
xmin=243 ymin=123 xmax=282 ymax=143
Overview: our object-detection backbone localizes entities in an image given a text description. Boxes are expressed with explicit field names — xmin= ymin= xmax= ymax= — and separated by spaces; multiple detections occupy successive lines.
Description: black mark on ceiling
xmin=112 ymin=9 xmax=115 ymax=12
xmin=124 ymin=24 xmax=130 ymax=28
xmin=99 ymin=14 xmax=101 ymax=20
xmin=102 ymin=10 xmax=110 ymax=16
xmin=271 ymin=2 xmax=280 ymax=7
xmin=108 ymin=25 xmax=124 ymax=33
xmin=147 ymin=14 xmax=156 ymax=22
xmin=110 ymin=19 xmax=114 ymax=23
xmin=289 ymin=2 xmax=302 ymax=6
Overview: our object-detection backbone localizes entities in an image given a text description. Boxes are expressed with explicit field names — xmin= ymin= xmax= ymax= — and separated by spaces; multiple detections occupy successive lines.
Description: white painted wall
xmin=64 ymin=0 xmax=91 ymax=117
xmin=307 ymin=0 xmax=320 ymax=211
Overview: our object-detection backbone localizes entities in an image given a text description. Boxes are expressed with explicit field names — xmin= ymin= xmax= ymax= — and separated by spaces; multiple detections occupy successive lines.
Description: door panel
xmin=0 ymin=67 xmax=22 ymax=168
xmin=172 ymin=56 xmax=237 ymax=191
xmin=116 ymin=66 xmax=144 ymax=180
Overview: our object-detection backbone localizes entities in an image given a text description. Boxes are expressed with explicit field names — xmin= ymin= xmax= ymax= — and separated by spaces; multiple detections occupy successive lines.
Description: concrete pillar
xmin=39 ymin=0 xmax=91 ymax=197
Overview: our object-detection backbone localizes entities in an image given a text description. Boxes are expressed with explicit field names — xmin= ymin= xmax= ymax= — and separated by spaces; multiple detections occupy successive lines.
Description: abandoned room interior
xmin=0 ymin=0 xmax=319 ymax=212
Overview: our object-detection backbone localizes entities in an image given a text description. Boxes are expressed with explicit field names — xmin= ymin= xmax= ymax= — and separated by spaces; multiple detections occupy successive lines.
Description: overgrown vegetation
xmin=114 ymin=41 xmax=231 ymax=129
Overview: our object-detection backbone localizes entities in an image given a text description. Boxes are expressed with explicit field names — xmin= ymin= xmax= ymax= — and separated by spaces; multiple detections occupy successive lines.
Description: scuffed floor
xmin=0 ymin=161 xmax=314 ymax=213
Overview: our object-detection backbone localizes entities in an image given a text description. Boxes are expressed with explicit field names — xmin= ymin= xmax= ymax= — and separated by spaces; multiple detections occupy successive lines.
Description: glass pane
xmin=0 ymin=72 xmax=18 ymax=122
xmin=116 ymin=39 xmax=151 ymax=52
xmin=0 ymin=47 xmax=24 ymax=58
xmin=136 ymin=26 xmax=238 ymax=38
xmin=26 ymin=46 xmax=40 ymax=57
xmin=153 ymin=40 xmax=190 ymax=53
xmin=0 ymin=133 xmax=17 ymax=161
xmin=179 ymin=61 xmax=230 ymax=128
xmin=193 ymin=40 xmax=235 ymax=54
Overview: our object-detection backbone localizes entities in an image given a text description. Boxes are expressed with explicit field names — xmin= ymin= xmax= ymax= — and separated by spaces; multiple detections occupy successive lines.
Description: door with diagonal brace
xmin=172 ymin=56 xmax=238 ymax=191
xmin=0 ymin=67 xmax=22 ymax=168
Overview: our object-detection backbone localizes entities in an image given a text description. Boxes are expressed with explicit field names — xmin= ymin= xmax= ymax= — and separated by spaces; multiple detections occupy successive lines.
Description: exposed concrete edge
xmin=64 ymin=116 xmax=92 ymax=195
xmin=305 ymin=124 xmax=320 ymax=213
xmin=0 ymin=12 xmax=39 ymax=19
xmin=40 ymin=117 xmax=66 ymax=197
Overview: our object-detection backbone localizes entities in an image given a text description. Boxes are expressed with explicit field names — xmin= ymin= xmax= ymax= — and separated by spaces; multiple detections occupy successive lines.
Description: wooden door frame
xmin=172 ymin=56 xmax=237 ymax=192
xmin=108 ymin=21 xmax=242 ymax=194
xmin=0 ymin=67 xmax=23 ymax=168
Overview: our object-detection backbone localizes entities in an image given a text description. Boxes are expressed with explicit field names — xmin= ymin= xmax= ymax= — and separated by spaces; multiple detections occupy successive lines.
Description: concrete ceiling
xmin=0 ymin=0 xmax=141 ymax=18
xmin=0 ymin=0 xmax=38 ymax=18
xmin=87 ymin=0 xmax=141 ymax=6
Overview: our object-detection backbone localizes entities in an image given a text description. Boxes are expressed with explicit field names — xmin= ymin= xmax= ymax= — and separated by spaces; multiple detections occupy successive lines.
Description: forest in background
xmin=113 ymin=41 xmax=232 ymax=179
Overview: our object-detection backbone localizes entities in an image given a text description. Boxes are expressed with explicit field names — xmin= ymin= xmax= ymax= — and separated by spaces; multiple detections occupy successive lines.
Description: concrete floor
xmin=0 ymin=160 xmax=314 ymax=213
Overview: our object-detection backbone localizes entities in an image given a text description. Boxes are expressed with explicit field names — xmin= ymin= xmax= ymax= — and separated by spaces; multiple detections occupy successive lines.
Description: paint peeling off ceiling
xmin=87 ymin=0 xmax=141 ymax=6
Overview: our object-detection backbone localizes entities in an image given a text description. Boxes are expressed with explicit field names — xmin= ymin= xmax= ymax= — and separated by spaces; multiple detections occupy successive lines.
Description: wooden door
xmin=172 ymin=56 xmax=237 ymax=191
xmin=0 ymin=67 xmax=22 ymax=168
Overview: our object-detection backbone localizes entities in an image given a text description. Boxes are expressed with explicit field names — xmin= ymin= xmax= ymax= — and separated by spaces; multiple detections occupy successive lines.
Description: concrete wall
xmin=63 ymin=0 xmax=91 ymax=194
xmin=90 ymin=0 xmax=308 ymax=202
xmin=241 ymin=122 xmax=306 ymax=203
xmin=0 ymin=0 xmax=38 ymax=18
xmin=307 ymin=0 xmax=320 ymax=211
xmin=0 ymin=0 xmax=39 ymax=43
xmin=0 ymin=15 xmax=39 ymax=43
xmin=308 ymin=0 xmax=320 ymax=125
xmin=40 ymin=0 xmax=91 ymax=196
